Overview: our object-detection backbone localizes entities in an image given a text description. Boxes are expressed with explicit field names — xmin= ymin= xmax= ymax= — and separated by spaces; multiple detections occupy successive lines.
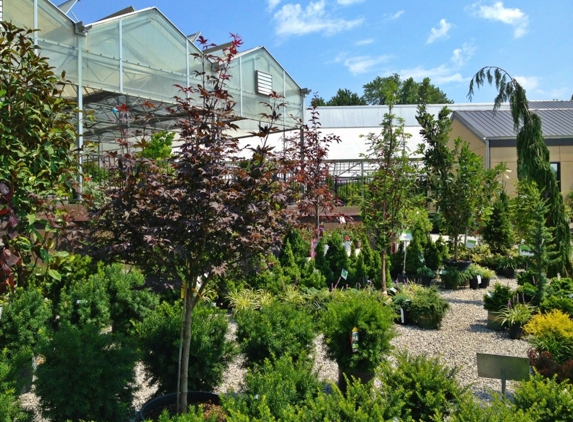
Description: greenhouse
xmin=2 ymin=0 xmax=307 ymax=164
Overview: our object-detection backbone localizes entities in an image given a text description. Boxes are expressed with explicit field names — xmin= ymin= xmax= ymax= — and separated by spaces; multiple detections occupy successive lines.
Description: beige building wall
xmin=451 ymin=117 xmax=573 ymax=197
xmin=490 ymin=147 xmax=517 ymax=195
xmin=450 ymin=119 xmax=487 ymax=160
xmin=489 ymin=144 xmax=573 ymax=196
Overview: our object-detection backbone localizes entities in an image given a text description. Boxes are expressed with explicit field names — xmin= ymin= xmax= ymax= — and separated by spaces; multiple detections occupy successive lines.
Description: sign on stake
xmin=476 ymin=353 xmax=530 ymax=395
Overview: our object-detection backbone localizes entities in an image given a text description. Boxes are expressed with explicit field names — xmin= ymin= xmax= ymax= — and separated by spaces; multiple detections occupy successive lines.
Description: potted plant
xmin=468 ymin=264 xmax=496 ymax=290
xmin=408 ymin=286 xmax=450 ymax=329
xmin=495 ymin=255 xmax=518 ymax=279
xmin=483 ymin=283 xmax=514 ymax=331
xmin=416 ymin=266 xmax=435 ymax=287
xmin=320 ymin=289 xmax=397 ymax=392
xmin=391 ymin=292 xmax=413 ymax=324
xmin=440 ymin=267 xmax=471 ymax=290
xmin=498 ymin=303 xmax=534 ymax=339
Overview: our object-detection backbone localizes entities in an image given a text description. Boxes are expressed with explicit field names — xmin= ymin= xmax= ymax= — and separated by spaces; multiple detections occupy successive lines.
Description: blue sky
xmin=70 ymin=0 xmax=572 ymax=104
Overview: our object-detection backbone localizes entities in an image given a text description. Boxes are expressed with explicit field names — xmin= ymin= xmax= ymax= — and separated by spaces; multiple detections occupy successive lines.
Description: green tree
xmin=361 ymin=104 xmax=420 ymax=292
xmin=482 ymin=190 xmax=514 ymax=254
xmin=417 ymin=105 xmax=504 ymax=261
xmin=363 ymin=73 xmax=453 ymax=105
xmin=137 ymin=130 xmax=174 ymax=161
xmin=0 ymin=22 xmax=79 ymax=291
xmin=324 ymin=231 xmax=350 ymax=286
xmin=512 ymin=181 xmax=557 ymax=304
xmin=469 ymin=66 xmax=572 ymax=277
xmin=326 ymin=88 xmax=366 ymax=106
xmin=310 ymin=96 xmax=326 ymax=107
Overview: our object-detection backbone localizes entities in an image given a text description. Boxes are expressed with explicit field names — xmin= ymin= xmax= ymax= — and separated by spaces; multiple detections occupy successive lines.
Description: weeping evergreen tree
xmin=468 ymin=66 xmax=572 ymax=276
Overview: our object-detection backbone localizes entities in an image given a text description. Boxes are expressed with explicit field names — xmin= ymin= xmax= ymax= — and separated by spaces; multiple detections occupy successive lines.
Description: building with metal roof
xmin=450 ymin=101 xmax=573 ymax=195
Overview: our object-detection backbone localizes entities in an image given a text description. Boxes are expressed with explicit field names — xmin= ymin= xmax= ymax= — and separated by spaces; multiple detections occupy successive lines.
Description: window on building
xmin=550 ymin=162 xmax=561 ymax=190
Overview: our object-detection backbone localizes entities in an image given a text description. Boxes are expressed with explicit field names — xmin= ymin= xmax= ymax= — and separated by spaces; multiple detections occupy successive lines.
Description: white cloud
xmin=386 ymin=10 xmax=404 ymax=20
xmin=469 ymin=1 xmax=529 ymax=38
xmin=355 ymin=38 xmax=374 ymax=46
xmin=273 ymin=0 xmax=363 ymax=37
xmin=397 ymin=65 xmax=465 ymax=85
xmin=391 ymin=44 xmax=476 ymax=85
xmin=267 ymin=0 xmax=281 ymax=11
xmin=514 ymin=75 xmax=540 ymax=92
xmin=427 ymin=19 xmax=452 ymax=44
xmin=343 ymin=55 xmax=392 ymax=75
xmin=450 ymin=42 xmax=476 ymax=67
xmin=337 ymin=0 xmax=364 ymax=4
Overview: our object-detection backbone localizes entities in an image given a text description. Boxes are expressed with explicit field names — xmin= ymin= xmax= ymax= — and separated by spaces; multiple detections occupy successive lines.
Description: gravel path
xmin=390 ymin=278 xmax=528 ymax=401
xmin=213 ymin=276 xmax=527 ymax=401
xmin=21 ymin=277 xmax=527 ymax=420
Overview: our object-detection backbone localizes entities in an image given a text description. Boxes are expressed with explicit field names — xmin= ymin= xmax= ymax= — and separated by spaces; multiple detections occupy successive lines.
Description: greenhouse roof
xmin=4 ymin=0 xmax=306 ymax=153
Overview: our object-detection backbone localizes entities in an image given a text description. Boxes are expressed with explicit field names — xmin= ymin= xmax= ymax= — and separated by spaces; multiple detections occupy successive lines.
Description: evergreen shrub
xmin=377 ymin=351 xmax=469 ymax=422
xmin=235 ymin=300 xmax=316 ymax=368
xmin=512 ymin=374 xmax=573 ymax=422
xmin=35 ymin=323 xmax=138 ymax=422
xmin=320 ymin=289 xmax=396 ymax=373
xmin=225 ymin=354 xmax=321 ymax=420
xmin=0 ymin=287 xmax=51 ymax=356
xmin=137 ymin=300 xmax=236 ymax=395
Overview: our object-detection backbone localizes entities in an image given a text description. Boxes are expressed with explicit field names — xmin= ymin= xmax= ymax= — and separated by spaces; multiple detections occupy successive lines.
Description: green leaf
xmin=47 ymin=269 xmax=61 ymax=281
xmin=26 ymin=214 xmax=36 ymax=225
xmin=39 ymin=248 xmax=50 ymax=263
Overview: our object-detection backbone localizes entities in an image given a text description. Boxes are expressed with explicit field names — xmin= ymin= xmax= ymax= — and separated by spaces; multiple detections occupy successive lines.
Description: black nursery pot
xmin=139 ymin=391 xmax=220 ymax=421
xmin=478 ymin=277 xmax=490 ymax=289
xmin=444 ymin=259 xmax=472 ymax=272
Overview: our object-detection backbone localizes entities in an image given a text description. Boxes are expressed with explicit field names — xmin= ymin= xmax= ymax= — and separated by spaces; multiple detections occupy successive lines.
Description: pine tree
xmin=324 ymin=232 xmax=350 ymax=286
xmin=469 ymin=66 xmax=572 ymax=277
xmin=482 ymin=191 xmax=514 ymax=254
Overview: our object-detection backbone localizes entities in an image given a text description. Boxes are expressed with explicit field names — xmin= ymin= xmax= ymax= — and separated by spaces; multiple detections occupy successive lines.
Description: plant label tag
xmin=477 ymin=275 xmax=482 ymax=285
xmin=351 ymin=327 xmax=359 ymax=352
xmin=400 ymin=230 xmax=413 ymax=242
xmin=519 ymin=245 xmax=534 ymax=256
xmin=400 ymin=307 xmax=405 ymax=324
xmin=466 ymin=239 xmax=477 ymax=249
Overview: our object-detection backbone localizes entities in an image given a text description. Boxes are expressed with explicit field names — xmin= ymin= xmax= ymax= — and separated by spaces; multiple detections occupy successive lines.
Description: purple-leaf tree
xmin=287 ymin=98 xmax=342 ymax=234
xmin=89 ymin=34 xmax=295 ymax=413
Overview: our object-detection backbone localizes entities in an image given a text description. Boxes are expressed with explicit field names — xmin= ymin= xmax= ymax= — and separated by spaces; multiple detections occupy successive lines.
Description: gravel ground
xmin=21 ymin=276 xmax=526 ymax=420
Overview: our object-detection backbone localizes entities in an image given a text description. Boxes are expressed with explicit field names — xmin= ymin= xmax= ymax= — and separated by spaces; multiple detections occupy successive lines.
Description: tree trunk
xmin=381 ymin=249 xmax=387 ymax=293
xmin=177 ymin=283 xmax=197 ymax=414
